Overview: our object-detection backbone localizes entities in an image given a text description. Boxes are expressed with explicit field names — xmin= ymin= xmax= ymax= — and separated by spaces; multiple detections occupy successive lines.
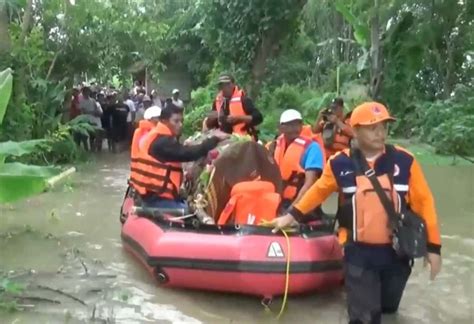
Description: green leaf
xmin=357 ymin=50 xmax=370 ymax=72
xmin=0 ymin=140 xmax=48 ymax=158
xmin=0 ymin=68 xmax=13 ymax=125
xmin=1 ymin=279 xmax=24 ymax=294
xmin=0 ymin=163 xmax=60 ymax=203
xmin=0 ymin=162 xmax=59 ymax=177
xmin=334 ymin=1 xmax=370 ymax=48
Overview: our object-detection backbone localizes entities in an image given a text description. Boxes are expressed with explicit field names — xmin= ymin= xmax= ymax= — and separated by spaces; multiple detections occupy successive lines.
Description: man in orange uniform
xmin=268 ymin=109 xmax=325 ymax=209
xmin=313 ymin=98 xmax=354 ymax=158
xmin=211 ymin=73 xmax=263 ymax=139
xmin=272 ymin=102 xmax=442 ymax=324
xmin=130 ymin=104 xmax=229 ymax=209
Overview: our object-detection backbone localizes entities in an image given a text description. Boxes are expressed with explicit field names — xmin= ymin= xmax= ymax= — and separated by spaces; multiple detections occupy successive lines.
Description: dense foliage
xmin=0 ymin=68 xmax=60 ymax=203
xmin=0 ymin=0 xmax=473 ymax=159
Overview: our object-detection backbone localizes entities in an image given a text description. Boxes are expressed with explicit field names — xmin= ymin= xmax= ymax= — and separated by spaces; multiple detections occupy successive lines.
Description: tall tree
xmin=196 ymin=0 xmax=307 ymax=98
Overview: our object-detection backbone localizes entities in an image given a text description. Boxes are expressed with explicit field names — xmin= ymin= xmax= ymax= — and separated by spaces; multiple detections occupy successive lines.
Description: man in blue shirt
xmin=268 ymin=109 xmax=325 ymax=209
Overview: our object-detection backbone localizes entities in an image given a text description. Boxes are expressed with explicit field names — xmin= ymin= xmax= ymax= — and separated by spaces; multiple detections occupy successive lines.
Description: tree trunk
xmin=19 ymin=0 xmax=34 ymax=44
xmin=14 ymin=0 xmax=34 ymax=106
xmin=248 ymin=0 xmax=307 ymax=99
xmin=369 ymin=0 xmax=383 ymax=99
xmin=248 ymin=29 xmax=281 ymax=99
xmin=0 ymin=1 xmax=11 ymax=55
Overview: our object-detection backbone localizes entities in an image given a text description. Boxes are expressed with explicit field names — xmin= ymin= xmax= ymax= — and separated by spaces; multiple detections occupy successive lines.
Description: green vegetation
xmin=0 ymin=68 xmax=61 ymax=203
xmin=0 ymin=0 xmax=472 ymax=161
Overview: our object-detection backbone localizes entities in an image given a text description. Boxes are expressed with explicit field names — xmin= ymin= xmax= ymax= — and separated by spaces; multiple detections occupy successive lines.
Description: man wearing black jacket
xmin=130 ymin=104 xmax=229 ymax=210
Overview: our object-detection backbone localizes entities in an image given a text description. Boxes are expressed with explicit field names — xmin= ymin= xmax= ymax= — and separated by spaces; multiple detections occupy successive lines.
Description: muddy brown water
xmin=0 ymin=153 xmax=473 ymax=323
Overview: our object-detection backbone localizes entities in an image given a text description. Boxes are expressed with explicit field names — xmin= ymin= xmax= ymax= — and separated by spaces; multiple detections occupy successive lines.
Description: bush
xmin=413 ymin=85 xmax=474 ymax=156
xmin=257 ymin=84 xmax=339 ymax=138
xmin=183 ymin=86 xmax=215 ymax=136
xmin=183 ymin=104 xmax=209 ymax=136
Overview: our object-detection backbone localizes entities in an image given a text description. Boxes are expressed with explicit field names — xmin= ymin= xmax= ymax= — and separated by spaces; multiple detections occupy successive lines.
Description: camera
xmin=321 ymin=106 xmax=335 ymax=121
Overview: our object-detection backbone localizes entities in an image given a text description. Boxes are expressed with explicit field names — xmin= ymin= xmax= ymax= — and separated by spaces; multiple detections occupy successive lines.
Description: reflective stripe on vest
xmin=215 ymin=87 xmax=248 ymax=135
xmin=129 ymin=122 xmax=183 ymax=199
xmin=273 ymin=135 xmax=310 ymax=201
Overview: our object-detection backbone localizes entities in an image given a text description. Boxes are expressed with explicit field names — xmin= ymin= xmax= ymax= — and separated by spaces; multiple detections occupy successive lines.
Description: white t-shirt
xmin=125 ymin=99 xmax=136 ymax=123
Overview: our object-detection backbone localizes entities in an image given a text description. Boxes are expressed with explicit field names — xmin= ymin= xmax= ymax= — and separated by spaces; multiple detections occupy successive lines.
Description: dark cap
xmin=217 ymin=73 xmax=234 ymax=84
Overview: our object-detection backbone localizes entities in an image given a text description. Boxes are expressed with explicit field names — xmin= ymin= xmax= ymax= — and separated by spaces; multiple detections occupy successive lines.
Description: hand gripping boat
xmin=120 ymin=191 xmax=344 ymax=303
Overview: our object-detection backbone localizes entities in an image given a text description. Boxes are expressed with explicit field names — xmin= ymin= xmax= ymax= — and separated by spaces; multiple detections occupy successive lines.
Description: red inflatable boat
xmin=121 ymin=193 xmax=343 ymax=302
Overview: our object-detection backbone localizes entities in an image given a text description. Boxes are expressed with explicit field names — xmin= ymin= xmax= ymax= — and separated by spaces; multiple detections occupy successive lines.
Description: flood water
xmin=0 ymin=153 xmax=473 ymax=323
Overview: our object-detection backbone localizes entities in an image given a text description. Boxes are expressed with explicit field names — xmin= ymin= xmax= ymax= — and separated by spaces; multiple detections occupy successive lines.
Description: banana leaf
xmin=0 ymin=139 xmax=48 ymax=157
xmin=0 ymin=163 xmax=60 ymax=203
xmin=0 ymin=68 xmax=13 ymax=125
xmin=334 ymin=1 xmax=370 ymax=48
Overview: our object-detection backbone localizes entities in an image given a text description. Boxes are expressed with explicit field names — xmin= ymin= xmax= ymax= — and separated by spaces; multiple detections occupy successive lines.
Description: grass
xmin=391 ymin=138 xmax=473 ymax=166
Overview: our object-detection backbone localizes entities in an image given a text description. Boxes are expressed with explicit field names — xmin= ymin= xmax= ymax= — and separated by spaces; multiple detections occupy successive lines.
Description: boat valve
xmin=154 ymin=268 xmax=169 ymax=284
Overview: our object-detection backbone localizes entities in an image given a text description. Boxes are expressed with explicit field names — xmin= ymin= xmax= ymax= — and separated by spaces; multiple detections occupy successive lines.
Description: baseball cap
xmin=172 ymin=89 xmax=179 ymax=94
xmin=350 ymin=102 xmax=396 ymax=127
xmin=280 ymin=109 xmax=303 ymax=124
xmin=144 ymin=106 xmax=161 ymax=120
xmin=217 ymin=73 xmax=234 ymax=84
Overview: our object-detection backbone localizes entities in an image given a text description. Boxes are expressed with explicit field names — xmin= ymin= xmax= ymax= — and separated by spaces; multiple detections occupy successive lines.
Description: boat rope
xmin=259 ymin=220 xmax=292 ymax=319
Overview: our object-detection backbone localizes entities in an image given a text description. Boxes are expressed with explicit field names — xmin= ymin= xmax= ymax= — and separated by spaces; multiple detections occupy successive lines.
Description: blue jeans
xmin=141 ymin=195 xmax=188 ymax=210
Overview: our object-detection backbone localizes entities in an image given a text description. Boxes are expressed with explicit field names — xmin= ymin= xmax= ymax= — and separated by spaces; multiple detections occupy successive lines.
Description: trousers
xmin=344 ymin=243 xmax=412 ymax=324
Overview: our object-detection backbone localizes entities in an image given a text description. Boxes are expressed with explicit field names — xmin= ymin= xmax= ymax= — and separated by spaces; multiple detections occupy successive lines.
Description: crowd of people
xmin=69 ymin=80 xmax=185 ymax=153
xmin=125 ymin=72 xmax=442 ymax=324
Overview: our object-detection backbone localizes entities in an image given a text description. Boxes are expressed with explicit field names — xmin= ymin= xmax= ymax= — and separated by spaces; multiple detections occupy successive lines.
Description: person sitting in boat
xmin=267 ymin=109 xmax=325 ymax=209
xmin=129 ymin=104 xmax=230 ymax=210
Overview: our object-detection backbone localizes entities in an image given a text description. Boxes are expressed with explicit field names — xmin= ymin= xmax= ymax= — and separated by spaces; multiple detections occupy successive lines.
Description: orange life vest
xmin=322 ymin=120 xmax=352 ymax=157
xmin=335 ymin=148 xmax=402 ymax=245
xmin=217 ymin=180 xmax=280 ymax=225
xmin=129 ymin=122 xmax=183 ymax=199
xmin=273 ymin=135 xmax=311 ymax=201
xmin=214 ymin=87 xmax=248 ymax=136
xmin=130 ymin=120 xmax=155 ymax=161
xmin=351 ymin=174 xmax=400 ymax=244
xmin=300 ymin=125 xmax=327 ymax=163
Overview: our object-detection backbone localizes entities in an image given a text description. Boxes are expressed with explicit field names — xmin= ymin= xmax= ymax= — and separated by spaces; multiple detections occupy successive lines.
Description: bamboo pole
xmin=46 ymin=167 xmax=76 ymax=189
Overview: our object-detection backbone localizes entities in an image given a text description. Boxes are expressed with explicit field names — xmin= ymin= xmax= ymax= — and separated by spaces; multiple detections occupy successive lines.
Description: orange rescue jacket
xmin=272 ymin=135 xmax=311 ymax=201
xmin=129 ymin=122 xmax=183 ymax=199
xmin=217 ymin=180 xmax=280 ymax=225
xmin=130 ymin=120 xmax=155 ymax=161
xmin=301 ymin=125 xmax=327 ymax=164
xmin=215 ymin=87 xmax=248 ymax=136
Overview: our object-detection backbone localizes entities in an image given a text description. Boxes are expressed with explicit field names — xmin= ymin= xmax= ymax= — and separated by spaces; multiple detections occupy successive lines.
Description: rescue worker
xmin=272 ymin=102 xmax=442 ymax=324
xmin=313 ymin=97 xmax=354 ymax=158
xmin=267 ymin=109 xmax=325 ymax=208
xmin=211 ymin=73 xmax=263 ymax=139
xmin=129 ymin=104 xmax=229 ymax=210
